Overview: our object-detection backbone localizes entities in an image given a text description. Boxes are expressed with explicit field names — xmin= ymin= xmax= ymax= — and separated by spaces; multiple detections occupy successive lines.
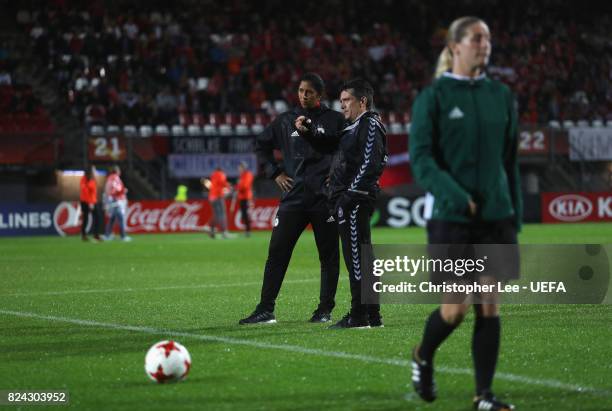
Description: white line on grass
xmin=3 ymin=279 xmax=317 ymax=297
xmin=1 ymin=309 xmax=610 ymax=398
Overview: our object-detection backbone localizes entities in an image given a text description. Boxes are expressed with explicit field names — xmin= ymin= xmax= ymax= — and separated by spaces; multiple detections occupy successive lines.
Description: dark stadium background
xmin=1 ymin=2 xmax=612 ymax=411
xmin=0 ymin=0 xmax=610 ymax=229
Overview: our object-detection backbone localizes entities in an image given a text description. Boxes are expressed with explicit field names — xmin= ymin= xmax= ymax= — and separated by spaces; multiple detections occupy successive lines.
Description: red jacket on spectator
xmin=80 ymin=175 xmax=97 ymax=205
xmin=105 ymin=172 xmax=126 ymax=201
xmin=237 ymin=170 xmax=254 ymax=201
xmin=208 ymin=169 xmax=230 ymax=201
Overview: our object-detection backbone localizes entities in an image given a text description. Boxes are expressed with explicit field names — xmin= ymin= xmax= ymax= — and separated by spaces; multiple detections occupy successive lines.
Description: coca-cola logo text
xmin=54 ymin=202 xmax=90 ymax=236
xmin=234 ymin=205 xmax=279 ymax=230
xmin=127 ymin=202 xmax=208 ymax=232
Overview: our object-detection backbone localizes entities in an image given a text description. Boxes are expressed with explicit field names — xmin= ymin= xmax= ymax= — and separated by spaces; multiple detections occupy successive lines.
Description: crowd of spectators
xmin=0 ymin=41 xmax=53 ymax=133
xmin=14 ymin=0 xmax=612 ymax=128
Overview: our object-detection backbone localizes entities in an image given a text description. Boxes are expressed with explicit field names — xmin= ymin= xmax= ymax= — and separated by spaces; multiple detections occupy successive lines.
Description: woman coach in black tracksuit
xmin=409 ymin=17 xmax=522 ymax=411
xmin=239 ymin=73 xmax=345 ymax=325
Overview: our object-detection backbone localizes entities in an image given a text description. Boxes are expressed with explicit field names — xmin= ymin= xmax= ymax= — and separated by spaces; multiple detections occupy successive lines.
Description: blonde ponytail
xmin=434 ymin=16 xmax=485 ymax=79
xmin=434 ymin=46 xmax=453 ymax=78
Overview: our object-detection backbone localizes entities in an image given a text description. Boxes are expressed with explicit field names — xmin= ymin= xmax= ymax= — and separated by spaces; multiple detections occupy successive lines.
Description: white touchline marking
xmin=504 ymin=307 xmax=606 ymax=316
xmin=0 ymin=309 xmax=610 ymax=398
xmin=3 ymin=279 xmax=318 ymax=297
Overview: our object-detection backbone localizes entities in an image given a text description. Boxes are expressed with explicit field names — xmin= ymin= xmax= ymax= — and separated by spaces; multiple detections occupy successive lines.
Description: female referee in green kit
xmin=409 ymin=16 xmax=522 ymax=411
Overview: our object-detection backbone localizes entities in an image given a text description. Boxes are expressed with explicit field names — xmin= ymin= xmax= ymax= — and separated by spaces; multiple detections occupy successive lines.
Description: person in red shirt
xmin=202 ymin=166 xmax=231 ymax=239
xmin=236 ymin=162 xmax=254 ymax=237
xmin=79 ymin=164 xmax=100 ymax=241
xmin=104 ymin=165 xmax=131 ymax=241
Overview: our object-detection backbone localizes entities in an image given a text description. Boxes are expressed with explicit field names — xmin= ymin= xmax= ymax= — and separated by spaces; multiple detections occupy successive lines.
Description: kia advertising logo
xmin=53 ymin=202 xmax=89 ymax=236
xmin=548 ymin=194 xmax=593 ymax=222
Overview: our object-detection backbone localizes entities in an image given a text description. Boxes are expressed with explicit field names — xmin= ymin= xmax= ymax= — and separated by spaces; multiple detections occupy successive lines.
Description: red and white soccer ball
xmin=145 ymin=340 xmax=192 ymax=383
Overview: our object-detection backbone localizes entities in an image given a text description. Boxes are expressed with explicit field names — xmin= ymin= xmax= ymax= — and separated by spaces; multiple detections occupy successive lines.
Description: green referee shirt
xmin=410 ymin=72 xmax=522 ymax=230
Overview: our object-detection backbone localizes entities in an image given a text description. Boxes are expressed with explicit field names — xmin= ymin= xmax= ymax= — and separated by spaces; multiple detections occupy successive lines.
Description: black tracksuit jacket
xmin=256 ymin=104 xmax=345 ymax=211
xmin=298 ymin=110 xmax=388 ymax=208
xmin=328 ymin=111 xmax=387 ymax=204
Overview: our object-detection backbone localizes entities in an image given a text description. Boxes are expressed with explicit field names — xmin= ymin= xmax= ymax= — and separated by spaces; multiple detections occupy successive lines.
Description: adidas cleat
xmin=411 ymin=346 xmax=436 ymax=402
xmin=238 ymin=311 xmax=277 ymax=325
xmin=309 ymin=309 xmax=332 ymax=323
xmin=328 ymin=313 xmax=369 ymax=329
xmin=473 ymin=391 xmax=515 ymax=411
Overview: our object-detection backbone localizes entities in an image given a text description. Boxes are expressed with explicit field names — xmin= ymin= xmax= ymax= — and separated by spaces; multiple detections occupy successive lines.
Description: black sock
xmin=472 ymin=315 xmax=500 ymax=395
xmin=418 ymin=308 xmax=459 ymax=363
xmin=349 ymin=281 xmax=366 ymax=317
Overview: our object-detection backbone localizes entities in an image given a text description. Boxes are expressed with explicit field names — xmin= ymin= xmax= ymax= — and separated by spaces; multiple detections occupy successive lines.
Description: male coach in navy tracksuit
xmin=239 ymin=73 xmax=345 ymax=325
xmin=297 ymin=78 xmax=387 ymax=328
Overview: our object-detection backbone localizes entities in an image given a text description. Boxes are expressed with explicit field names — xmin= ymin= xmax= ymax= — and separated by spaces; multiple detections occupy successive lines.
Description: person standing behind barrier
xmin=202 ymin=166 xmax=231 ymax=239
xmin=79 ymin=164 xmax=101 ymax=242
xmin=409 ymin=16 xmax=521 ymax=411
xmin=104 ymin=165 xmax=131 ymax=242
xmin=236 ymin=162 xmax=254 ymax=237
xmin=175 ymin=183 xmax=188 ymax=202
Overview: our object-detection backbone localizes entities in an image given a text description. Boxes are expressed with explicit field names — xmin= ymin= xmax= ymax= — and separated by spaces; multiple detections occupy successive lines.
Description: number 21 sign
xmin=88 ymin=136 xmax=126 ymax=161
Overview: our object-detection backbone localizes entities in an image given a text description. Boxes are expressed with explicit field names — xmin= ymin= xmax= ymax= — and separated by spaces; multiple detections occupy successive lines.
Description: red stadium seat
xmin=239 ymin=113 xmax=253 ymax=125
xmin=14 ymin=112 xmax=31 ymax=126
xmin=192 ymin=113 xmax=204 ymax=125
xmin=224 ymin=112 xmax=238 ymax=125
xmin=179 ymin=112 xmax=191 ymax=126
xmin=379 ymin=113 xmax=389 ymax=125
xmin=208 ymin=113 xmax=220 ymax=125
xmin=254 ymin=112 xmax=269 ymax=125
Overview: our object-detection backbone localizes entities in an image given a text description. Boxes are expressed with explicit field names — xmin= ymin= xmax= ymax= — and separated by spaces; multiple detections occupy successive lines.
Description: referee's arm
xmin=410 ymin=88 xmax=471 ymax=212
xmin=503 ymin=89 xmax=523 ymax=231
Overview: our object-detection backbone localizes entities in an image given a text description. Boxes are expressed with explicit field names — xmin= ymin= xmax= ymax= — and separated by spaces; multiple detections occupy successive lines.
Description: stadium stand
xmin=2 ymin=0 xmax=611 ymax=201
xmin=10 ymin=0 xmax=612 ymax=135
xmin=0 ymin=67 xmax=54 ymax=135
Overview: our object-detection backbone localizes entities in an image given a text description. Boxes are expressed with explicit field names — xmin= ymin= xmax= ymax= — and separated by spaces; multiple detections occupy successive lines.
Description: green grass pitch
xmin=1 ymin=223 xmax=611 ymax=410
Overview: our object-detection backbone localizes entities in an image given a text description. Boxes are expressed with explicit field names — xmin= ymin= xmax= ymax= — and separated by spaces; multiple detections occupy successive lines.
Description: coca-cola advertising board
xmin=0 ymin=200 xmax=280 ymax=236
xmin=541 ymin=192 xmax=612 ymax=223
xmin=124 ymin=199 xmax=279 ymax=234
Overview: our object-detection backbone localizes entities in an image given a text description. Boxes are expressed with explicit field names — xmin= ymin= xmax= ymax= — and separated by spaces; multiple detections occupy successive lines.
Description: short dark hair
xmin=299 ymin=72 xmax=325 ymax=96
xmin=341 ymin=78 xmax=374 ymax=110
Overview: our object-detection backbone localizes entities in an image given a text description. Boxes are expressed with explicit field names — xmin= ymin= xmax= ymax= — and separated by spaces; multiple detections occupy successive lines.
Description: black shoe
xmin=369 ymin=312 xmax=384 ymax=327
xmin=328 ymin=312 xmax=369 ymax=329
xmin=309 ymin=309 xmax=332 ymax=323
xmin=411 ymin=346 xmax=436 ymax=402
xmin=238 ymin=310 xmax=276 ymax=325
xmin=473 ymin=391 xmax=515 ymax=411
xmin=204 ymin=225 xmax=215 ymax=239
